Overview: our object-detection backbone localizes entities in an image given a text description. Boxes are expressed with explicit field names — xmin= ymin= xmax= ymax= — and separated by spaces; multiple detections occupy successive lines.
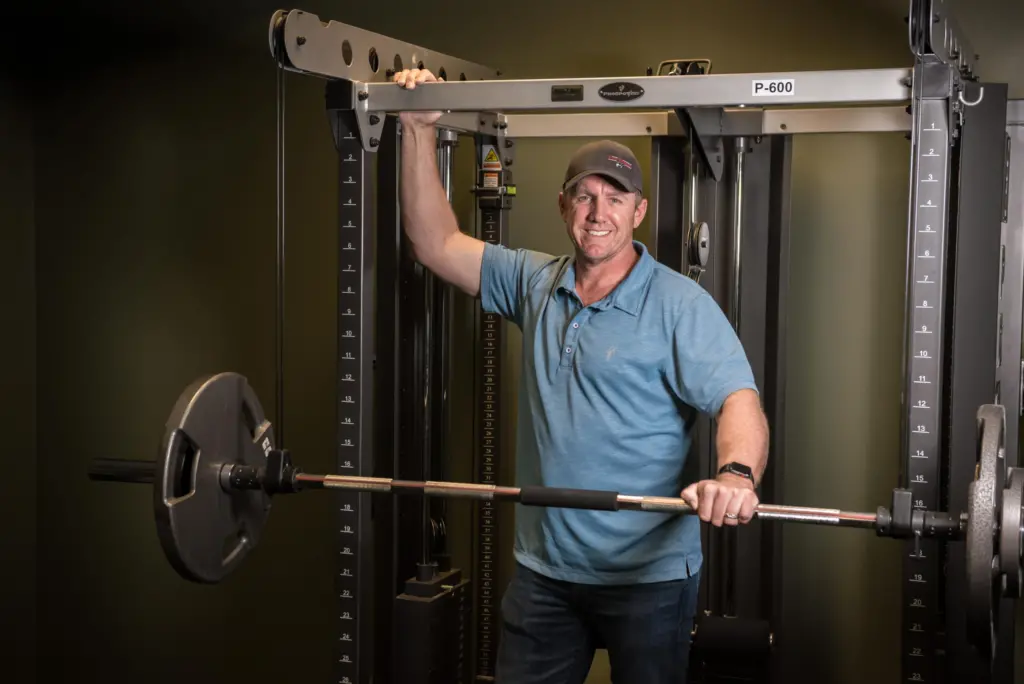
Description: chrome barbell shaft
xmin=294 ymin=473 xmax=879 ymax=529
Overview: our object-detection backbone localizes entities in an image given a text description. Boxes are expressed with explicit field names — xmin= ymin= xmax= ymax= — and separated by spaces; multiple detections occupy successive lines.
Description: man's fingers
xmin=710 ymin=486 xmax=734 ymax=526
xmin=698 ymin=482 xmax=717 ymax=523
xmin=723 ymin=492 xmax=747 ymax=526
xmin=393 ymin=69 xmax=421 ymax=87
xmin=393 ymin=68 xmax=439 ymax=89
xmin=681 ymin=481 xmax=761 ymax=526
xmin=738 ymin=493 xmax=758 ymax=523
xmin=679 ymin=484 xmax=699 ymax=510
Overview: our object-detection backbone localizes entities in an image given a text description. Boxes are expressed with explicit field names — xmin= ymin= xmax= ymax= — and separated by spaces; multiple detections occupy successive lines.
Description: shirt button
xmin=572 ymin=322 xmax=579 ymax=328
xmin=565 ymin=347 xmax=572 ymax=353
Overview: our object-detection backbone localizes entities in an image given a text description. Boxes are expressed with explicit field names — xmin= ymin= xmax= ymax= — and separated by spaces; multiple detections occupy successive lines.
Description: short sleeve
xmin=670 ymin=292 xmax=759 ymax=415
xmin=480 ymin=243 xmax=557 ymax=327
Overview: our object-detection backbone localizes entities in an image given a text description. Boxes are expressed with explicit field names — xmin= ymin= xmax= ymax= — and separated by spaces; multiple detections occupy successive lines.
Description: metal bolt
xmin=296 ymin=36 xmax=306 ymax=45
xmin=358 ymin=91 xmax=369 ymax=101
xmin=498 ymin=122 xmax=507 ymax=130
xmin=369 ymin=114 xmax=380 ymax=125
xmin=505 ymin=140 xmax=514 ymax=148
xmin=504 ymin=158 xmax=512 ymax=166
xmin=370 ymin=138 xmax=380 ymax=148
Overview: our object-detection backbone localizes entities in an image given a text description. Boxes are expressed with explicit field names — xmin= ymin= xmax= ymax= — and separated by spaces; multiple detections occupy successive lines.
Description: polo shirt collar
xmin=556 ymin=240 xmax=655 ymax=316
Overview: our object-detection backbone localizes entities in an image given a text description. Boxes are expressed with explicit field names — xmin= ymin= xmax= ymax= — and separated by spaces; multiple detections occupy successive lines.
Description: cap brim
xmin=562 ymin=170 xmax=639 ymax=195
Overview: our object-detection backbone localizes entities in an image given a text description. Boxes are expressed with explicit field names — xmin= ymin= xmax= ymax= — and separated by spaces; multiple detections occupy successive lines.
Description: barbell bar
xmin=87 ymin=372 xmax=1022 ymax=670
xmin=90 ymin=453 xmax=902 ymax=525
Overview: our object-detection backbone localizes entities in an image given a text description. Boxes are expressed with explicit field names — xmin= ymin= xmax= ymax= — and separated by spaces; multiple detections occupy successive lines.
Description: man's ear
xmin=633 ymin=196 xmax=648 ymax=228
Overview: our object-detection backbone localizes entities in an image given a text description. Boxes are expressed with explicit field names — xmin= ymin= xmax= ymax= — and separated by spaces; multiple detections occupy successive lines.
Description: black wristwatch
xmin=718 ymin=462 xmax=754 ymax=482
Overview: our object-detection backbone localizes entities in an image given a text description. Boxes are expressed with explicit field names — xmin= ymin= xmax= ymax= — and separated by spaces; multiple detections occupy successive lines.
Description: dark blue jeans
xmin=495 ymin=562 xmax=700 ymax=684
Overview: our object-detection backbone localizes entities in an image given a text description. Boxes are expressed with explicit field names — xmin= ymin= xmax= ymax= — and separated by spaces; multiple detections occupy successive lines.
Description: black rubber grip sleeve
xmin=518 ymin=486 xmax=620 ymax=511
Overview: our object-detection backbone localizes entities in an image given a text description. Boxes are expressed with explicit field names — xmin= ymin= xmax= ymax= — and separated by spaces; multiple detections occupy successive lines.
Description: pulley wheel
xmin=1000 ymin=468 xmax=1023 ymax=598
xmin=154 ymin=372 xmax=275 ymax=584
xmin=688 ymin=222 xmax=710 ymax=268
xmin=965 ymin=403 xmax=1005 ymax=659
xmin=268 ymin=9 xmax=288 ymax=59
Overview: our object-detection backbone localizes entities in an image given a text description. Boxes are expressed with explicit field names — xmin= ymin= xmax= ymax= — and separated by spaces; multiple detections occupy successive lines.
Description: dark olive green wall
xmin=0 ymin=69 xmax=36 ymax=682
xmin=19 ymin=1 xmax=1023 ymax=683
xmin=32 ymin=43 xmax=345 ymax=682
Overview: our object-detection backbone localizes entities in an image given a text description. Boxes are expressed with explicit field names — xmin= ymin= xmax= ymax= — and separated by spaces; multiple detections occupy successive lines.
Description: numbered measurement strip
xmin=902 ymin=95 xmax=952 ymax=684
xmin=475 ymin=200 xmax=504 ymax=681
xmin=334 ymin=113 xmax=370 ymax=684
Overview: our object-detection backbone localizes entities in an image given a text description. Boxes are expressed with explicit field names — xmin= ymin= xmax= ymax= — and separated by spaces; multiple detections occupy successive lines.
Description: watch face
xmin=721 ymin=463 xmax=752 ymax=478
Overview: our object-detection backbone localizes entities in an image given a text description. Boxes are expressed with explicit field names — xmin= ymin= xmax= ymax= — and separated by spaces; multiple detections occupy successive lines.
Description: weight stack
xmin=393 ymin=564 xmax=472 ymax=684
xmin=688 ymin=614 xmax=773 ymax=683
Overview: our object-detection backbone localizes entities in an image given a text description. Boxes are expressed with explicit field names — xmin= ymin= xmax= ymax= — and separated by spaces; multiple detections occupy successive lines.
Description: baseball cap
xmin=562 ymin=140 xmax=643 ymax=196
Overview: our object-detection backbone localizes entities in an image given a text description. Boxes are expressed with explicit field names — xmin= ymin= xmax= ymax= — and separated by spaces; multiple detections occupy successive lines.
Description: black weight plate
xmin=153 ymin=372 xmax=275 ymax=584
xmin=1000 ymin=468 xmax=1023 ymax=598
xmin=965 ymin=403 xmax=1005 ymax=658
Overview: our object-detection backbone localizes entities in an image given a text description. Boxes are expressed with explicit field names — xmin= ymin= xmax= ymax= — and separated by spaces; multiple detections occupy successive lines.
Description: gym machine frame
xmin=87 ymin=2 xmax=1023 ymax=684
xmin=266 ymin=1 xmax=1021 ymax=681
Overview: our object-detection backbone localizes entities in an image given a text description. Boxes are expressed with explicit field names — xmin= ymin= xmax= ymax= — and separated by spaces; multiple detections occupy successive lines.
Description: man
xmin=392 ymin=67 xmax=770 ymax=684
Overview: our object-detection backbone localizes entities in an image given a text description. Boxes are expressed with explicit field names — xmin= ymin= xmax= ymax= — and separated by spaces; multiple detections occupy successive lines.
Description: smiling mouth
xmin=586 ymin=229 xmax=611 ymax=237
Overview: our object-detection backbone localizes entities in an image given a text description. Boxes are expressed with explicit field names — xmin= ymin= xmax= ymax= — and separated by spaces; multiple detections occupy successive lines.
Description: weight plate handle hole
xmin=168 ymin=429 xmax=199 ymax=499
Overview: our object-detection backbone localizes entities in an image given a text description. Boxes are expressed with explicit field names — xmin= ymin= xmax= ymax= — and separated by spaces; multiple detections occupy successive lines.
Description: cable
xmin=275 ymin=44 xmax=287 ymax=448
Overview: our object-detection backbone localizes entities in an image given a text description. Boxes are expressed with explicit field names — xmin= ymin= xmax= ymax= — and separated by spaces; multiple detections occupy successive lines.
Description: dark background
xmin=2 ymin=0 xmax=1021 ymax=682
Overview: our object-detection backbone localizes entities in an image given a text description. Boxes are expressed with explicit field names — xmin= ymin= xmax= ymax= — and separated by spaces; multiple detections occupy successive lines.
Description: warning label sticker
xmin=482 ymin=172 xmax=499 ymax=188
xmin=481 ymin=145 xmax=502 ymax=170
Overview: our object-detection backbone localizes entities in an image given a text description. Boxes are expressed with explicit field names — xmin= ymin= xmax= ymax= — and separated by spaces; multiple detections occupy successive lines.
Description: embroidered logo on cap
xmin=607 ymin=155 xmax=632 ymax=169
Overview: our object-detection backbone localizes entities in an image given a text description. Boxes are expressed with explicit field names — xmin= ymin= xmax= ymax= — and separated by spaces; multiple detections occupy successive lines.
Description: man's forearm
xmin=715 ymin=389 xmax=770 ymax=486
xmin=400 ymin=123 xmax=458 ymax=263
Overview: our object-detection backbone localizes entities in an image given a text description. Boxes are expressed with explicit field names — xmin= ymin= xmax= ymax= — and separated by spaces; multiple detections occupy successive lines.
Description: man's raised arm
xmin=395 ymin=68 xmax=485 ymax=297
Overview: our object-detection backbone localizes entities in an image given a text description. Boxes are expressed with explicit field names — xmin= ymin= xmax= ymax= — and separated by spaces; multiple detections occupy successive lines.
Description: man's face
xmin=559 ymin=175 xmax=647 ymax=266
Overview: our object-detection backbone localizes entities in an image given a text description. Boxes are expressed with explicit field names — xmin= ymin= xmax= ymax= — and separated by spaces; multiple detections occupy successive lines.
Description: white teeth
xmin=587 ymin=230 xmax=610 ymax=237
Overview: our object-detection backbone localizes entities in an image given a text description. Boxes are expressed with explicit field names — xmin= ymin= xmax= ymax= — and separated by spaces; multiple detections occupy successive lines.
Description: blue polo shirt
xmin=480 ymin=239 xmax=758 ymax=585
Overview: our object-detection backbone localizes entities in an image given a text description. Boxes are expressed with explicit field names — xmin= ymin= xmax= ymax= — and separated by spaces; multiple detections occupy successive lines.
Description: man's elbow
xmin=407 ymin=234 xmax=445 ymax=272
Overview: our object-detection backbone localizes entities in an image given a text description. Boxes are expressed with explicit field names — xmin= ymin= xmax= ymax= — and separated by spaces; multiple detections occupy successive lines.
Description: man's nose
xmin=587 ymin=197 xmax=610 ymax=221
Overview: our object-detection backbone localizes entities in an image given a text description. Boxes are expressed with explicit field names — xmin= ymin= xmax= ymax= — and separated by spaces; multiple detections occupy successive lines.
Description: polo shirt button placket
xmin=562 ymin=317 xmax=583 ymax=367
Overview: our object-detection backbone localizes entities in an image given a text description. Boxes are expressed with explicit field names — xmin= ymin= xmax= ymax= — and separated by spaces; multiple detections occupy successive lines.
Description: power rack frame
xmin=267 ymin=1 xmax=1023 ymax=682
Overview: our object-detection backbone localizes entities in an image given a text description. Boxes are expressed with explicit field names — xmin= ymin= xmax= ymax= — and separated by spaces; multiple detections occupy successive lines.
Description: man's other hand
xmin=393 ymin=68 xmax=444 ymax=129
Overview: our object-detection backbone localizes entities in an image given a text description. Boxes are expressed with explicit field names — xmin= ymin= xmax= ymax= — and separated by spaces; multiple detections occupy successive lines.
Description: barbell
xmin=89 ymin=372 xmax=1022 ymax=668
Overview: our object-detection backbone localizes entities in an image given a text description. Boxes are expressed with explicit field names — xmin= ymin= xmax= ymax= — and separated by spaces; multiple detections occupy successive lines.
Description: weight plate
xmin=1000 ymin=468 xmax=1023 ymax=598
xmin=153 ymin=372 xmax=275 ymax=584
xmin=965 ymin=403 xmax=1005 ymax=658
